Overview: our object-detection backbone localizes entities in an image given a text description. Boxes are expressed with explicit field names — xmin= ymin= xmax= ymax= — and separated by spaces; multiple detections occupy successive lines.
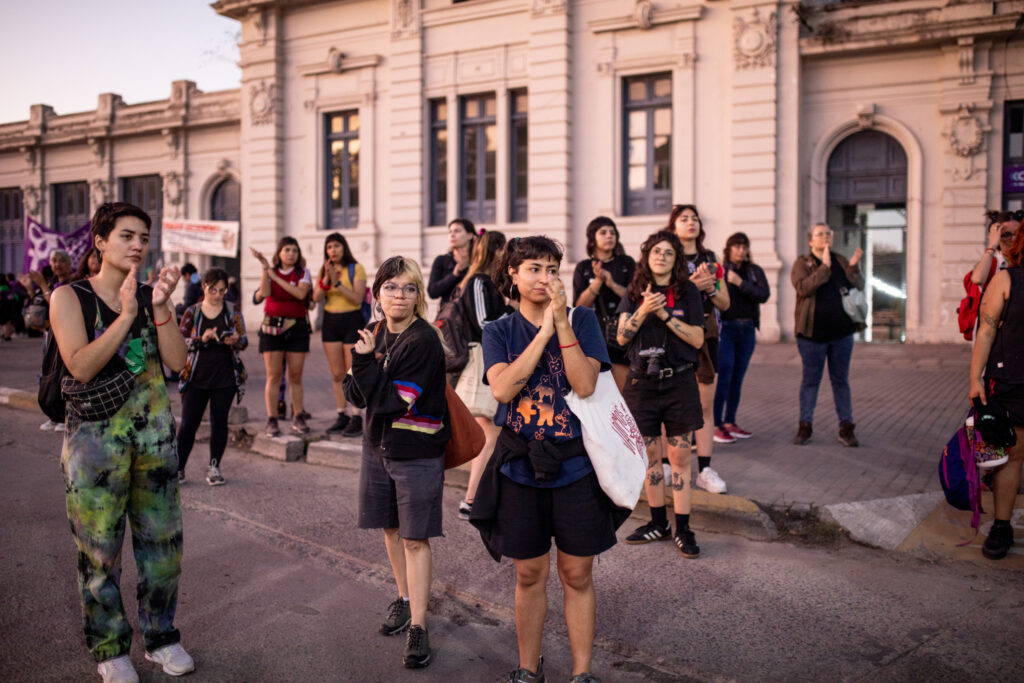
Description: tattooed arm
xmin=656 ymin=308 xmax=704 ymax=349
xmin=616 ymin=285 xmax=664 ymax=346
xmin=969 ymin=271 xmax=1009 ymax=404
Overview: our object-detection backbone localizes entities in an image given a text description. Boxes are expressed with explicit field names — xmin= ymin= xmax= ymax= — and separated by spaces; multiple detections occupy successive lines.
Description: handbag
xmin=62 ymin=366 xmax=137 ymax=422
xmin=444 ymin=383 xmax=485 ymax=469
xmin=562 ymin=308 xmax=648 ymax=509
xmin=260 ymin=315 xmax=297 ymax=336
xmin=841 ymin=286 xmax=868 ymax=325
xmin=454 ymin=343 xmax=498 ymax=418
xmin=595 ymin=295 xmax=624 ymax=353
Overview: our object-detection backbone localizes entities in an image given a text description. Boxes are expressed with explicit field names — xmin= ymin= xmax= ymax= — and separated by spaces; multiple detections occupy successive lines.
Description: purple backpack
xmin=938 ymin=417 xmax=983 ymax=538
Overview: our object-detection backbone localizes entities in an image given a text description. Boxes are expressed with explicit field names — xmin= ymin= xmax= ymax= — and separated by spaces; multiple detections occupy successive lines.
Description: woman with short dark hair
xmin=427 ymin=218 xmax=476 ymax=306
xmin=176 ymin=267 xmax=247 ymax=485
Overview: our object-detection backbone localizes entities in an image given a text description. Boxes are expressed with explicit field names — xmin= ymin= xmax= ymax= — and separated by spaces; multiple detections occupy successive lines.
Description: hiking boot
xmin=458 ymin=499 xmax=473 ymax=521
xmin=341 ymin=414 xmax=363 ymax=438
xmin=206 ymin=465 xmax=226 ymax=486
xmin=144 ymin=643 xmax=195 ymax=676
xmin=625 ymin=520 xmax=672 ymax=544
xmin=291 ymin=414 xmax=311 ymax=435
xmin=982 ymin=523 xmax=1015 ymax=560
xmin=503 ymin=656 xmax=546 ymax=683
xmin=725 ymin=423 xmax=752 ymax=439
xmin=675 ymin=529 xmax=700 ymax=559
xmin=97 ymin=655 xmax=139 ymax=683
xmin=326 ymin=414 xmax=350 ymax=435
xmin=712 ymin=427 xmax=736 ymax=444
xmin=697 ymin=467 xmax=727 ymax=494
xmin=569 ymin=674 xmax=602 ymax=683
xmin=266 ymin=417 xmax=281 ymax=437
xmin=838 ymin=422 xmax=859 ymax=447
xmin=403 ymin=625 xmax=431 ymax=669
xmin=793 ymin=421 xmax=812 ymax=445
xmin=380 ymin=597 xmax=411 ymax=636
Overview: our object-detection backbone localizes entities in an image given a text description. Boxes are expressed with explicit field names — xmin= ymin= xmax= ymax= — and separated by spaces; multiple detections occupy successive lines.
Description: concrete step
xmin=306 ymin=439 xmax=361 ymax=470
xmin=250 ymin=433 xmax=306 ymax=462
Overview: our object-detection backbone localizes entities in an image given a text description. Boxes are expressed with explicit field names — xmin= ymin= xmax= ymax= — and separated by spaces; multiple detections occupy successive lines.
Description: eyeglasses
xmin=206 ymin=287 xmax=227 ymax=295
xmin=1001 ymin=231 xmax=1016 ymax=240
xmin=381 ymin=283 xmax=418 ymax=298
xmin=812 ymin=231 xmax=834 ymax=238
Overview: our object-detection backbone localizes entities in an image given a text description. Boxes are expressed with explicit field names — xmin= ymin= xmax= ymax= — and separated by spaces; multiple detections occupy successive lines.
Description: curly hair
xmin=492 ymin=236 xmax=563 ymax=301
xmin=627 ymin=230 xmax=692 ymax=303
xmin=1005 ymin=224 xmax=1024 ymax=268
xmin=584 ymin=216 xmax=624 ymax=259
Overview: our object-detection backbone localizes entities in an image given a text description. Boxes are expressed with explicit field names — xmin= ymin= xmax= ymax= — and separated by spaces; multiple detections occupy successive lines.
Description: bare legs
xmin=993 ymin=426 xmax=1024 ymax=520
xmin=464 ymin=418 xmax=501 ymax=504
xmin=512 ymin=551 xmax=596 ymax=677
xmin=641 ymin=434 xmax=691 ymax=514
xmin=323 ymin=341 xmax=349 ymax=413
xmin=383 ymin=529 xmax=432 ymax=628
xmin=694 ymin=381 xmax=715 ymax=465
xmin=262 ymin=350 xmax=285 ymax=418
xmin=285 ymin=351 xmax=306 ymax=416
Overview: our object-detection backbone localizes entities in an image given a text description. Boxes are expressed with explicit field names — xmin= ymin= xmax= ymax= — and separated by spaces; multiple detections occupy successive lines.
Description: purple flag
xmin=23 ymin=217 xmax=92 ymax=273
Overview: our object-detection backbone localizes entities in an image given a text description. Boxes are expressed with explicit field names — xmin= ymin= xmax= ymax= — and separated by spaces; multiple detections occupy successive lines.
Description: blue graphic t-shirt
xmin=482 ymin=307 xmax=611 ymax=487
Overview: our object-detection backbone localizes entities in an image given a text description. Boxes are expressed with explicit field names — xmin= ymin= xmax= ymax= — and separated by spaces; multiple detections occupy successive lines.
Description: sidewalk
xmin=2 ymin=334 xmax=1018 ymax=559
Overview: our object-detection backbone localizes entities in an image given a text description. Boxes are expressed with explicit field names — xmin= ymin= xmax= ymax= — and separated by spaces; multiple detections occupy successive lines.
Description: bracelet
xmin=155 ymin=312 xmax=173 ymax=327
xmin=559 ymin=340 xmax=579 ymax=349
xmin=319 ymin=280 xmax=330 ymax=291
xmin=985 ymin=247 xmax=996 ymax=253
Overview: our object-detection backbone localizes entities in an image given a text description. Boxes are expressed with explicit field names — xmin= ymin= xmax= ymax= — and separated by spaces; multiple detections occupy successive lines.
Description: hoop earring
xmin=509 ymin=281 xmax=515 ymax=299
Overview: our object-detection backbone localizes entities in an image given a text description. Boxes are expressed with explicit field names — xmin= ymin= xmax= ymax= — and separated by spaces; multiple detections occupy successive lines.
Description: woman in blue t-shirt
xmin=472 ymin=236 xmax=623 ymax=683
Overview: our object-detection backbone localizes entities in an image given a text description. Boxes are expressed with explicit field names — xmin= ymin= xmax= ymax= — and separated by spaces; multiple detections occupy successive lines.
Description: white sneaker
xmin=697 ymin=467 xmax=727 ymax=494
xmin=145 ymin=643 xmax=195 ymax=676
xmin=55 ymin=422 xmax=66 ymax=432
xmin=97 ymin=655 xmax=139 ymax=683
xmin=39 ymin=419 xmax=55 ymax=431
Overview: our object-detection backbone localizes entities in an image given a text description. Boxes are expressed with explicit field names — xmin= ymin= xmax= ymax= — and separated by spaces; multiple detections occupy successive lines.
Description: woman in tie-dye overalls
xmin=49 ymin=202 xmax=192 ymax=683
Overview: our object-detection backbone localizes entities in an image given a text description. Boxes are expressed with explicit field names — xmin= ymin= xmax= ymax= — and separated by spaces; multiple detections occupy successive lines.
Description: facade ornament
xmin=944 ymin=103 xmax=991 ymax=181
xmin=21 ymin=185 xmax=40 ymax=217
xmin=733 ymin=8 xmax=777 ymax=70
xmin=328 ymin=47 xmax=345 ymax=73
xmin=162 ymin=171 xmax=183 ymax=209
xmin=856 ymin=104 xmax=876 ymax=129
xmin=88 ymin=137 xmax=106 ymax=166
xmin=249 ymin=80 xmax=277 ymax=126
xmin=162 ymin=128 xmax=180 ymax=158
xmin=391 ymin=0 xmax=420 ymax=39
xmin=89 ymin=179 xmax=109 ymax=207
xmin=20 ymin=146 xmax=37 ymax=172
xmin=531 ymin=0 xmax=568 ymax=17
xmin=216 ymin=158 xmax=232 ymax=174
xmin=957 ymin=37 xmax=976 ymax=85
xmin=634 ymin=0 xmax=653 ymax=30
xmin=251 ymin=7 xmax=269 ymax=46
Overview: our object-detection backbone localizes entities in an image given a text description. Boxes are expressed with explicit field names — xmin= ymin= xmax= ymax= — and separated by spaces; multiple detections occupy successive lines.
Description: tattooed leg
xmin=643 ymin=435 xmax=665 ymax=507
xmin=665 ymin=435 xmax=692 ymax=515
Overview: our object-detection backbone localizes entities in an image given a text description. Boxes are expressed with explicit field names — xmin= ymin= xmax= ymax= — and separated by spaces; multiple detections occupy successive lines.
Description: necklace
xmin=382 ymin=322 xmax=410 ymax=369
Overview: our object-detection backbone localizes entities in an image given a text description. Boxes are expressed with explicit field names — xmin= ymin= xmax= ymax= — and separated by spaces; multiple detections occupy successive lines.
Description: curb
xmin=0 ymin=386 xmax=42 ymax=414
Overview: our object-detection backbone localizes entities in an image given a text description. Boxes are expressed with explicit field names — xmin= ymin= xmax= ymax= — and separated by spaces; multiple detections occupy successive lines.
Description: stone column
xmin=527 ymin=0 xmax=572 ymax=248
xmin=388 ymin=0 xmax=425 ymax=265
xmin=238 ymin=6 xmax=285 ymax=325
xmin=730 ymin=0 xmax=782 ymax=341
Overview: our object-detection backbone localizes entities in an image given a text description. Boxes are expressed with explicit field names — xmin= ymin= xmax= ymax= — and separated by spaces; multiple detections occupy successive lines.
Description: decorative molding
xmin=297 ymin=49 xmax=382 ymax=77
xmin=532 ymin=0 xmax=567 ymax=17
xmin=957 ymin=36 xmax=976 ymax=85
xmin=392 ymin=0 xmax=420 ymax=39
xmin=87 ymin=137 xmax=106 ymax=166
xmin=162 ymin=128 xmax=180 ymax=158
xmin=162 ymin=171 xmax=184 ymax=208
xmin=251 ymin=6 xmax=269 ymax=46
xmin=733 ymin=8 xmax=777 ymax=70
xmin=942 ymin=103 xmax=991 ymax=181
xmin=21 ymin=185 xmax=40 ymax=217
xmin=589 ymin=3 xmax=701 ymax=32
xmin=249 ymin=80 xmax=277 ymax=126
xmin=216 ymin=158 xmax=232 ymax=175
xmin=89 ymin=179 xmax=109 ymax=207
xmin=20 ymin=146 xmax=37 ymax=172
xmin=856 ymin=104 xmax=876 ymax=129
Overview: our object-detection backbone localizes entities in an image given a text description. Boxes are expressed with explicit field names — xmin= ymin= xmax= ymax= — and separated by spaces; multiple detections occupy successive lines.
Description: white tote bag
xmin=563 ymin=309 xmax=648 ymax=509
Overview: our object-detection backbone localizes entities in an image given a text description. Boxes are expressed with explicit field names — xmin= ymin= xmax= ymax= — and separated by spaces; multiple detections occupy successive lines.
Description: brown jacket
xmin=791 ymin=251 xmax=865 ymax=338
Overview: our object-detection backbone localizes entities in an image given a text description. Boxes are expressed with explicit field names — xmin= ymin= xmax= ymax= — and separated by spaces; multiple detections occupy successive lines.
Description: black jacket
xmin=721 ymin=262 xmax=771 ymax=329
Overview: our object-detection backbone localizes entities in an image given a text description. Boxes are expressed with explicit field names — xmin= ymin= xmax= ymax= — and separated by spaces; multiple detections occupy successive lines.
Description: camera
xmin=638 ymin=347 xmax=667 ymax=379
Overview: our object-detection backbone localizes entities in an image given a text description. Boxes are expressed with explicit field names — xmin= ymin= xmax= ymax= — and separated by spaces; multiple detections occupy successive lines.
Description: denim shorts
xmin=357 ymin=442 xmax=445 ymax=539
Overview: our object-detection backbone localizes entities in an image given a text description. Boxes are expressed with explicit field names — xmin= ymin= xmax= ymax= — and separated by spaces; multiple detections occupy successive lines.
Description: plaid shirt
xmin=177 ymin=302 xmax=248 ymax=401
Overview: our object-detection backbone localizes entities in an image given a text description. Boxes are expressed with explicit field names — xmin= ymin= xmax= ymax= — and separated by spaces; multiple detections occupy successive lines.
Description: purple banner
xmin=1005 ymin=165 xmax=1024 ymax=194
xmin=23 ymin=217 xmax=92 ymax=273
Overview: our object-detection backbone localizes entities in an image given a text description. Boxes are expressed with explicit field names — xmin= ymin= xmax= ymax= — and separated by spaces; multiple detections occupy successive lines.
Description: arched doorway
xmin=209 ymin=178 xmax=241 ymax=282
xmin=826 ymin=131 xmax=907 ymax=342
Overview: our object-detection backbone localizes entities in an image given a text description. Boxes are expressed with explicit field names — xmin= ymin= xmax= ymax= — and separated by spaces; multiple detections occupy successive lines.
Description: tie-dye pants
xmin=61 ymin=374 xmax=183 ymax=663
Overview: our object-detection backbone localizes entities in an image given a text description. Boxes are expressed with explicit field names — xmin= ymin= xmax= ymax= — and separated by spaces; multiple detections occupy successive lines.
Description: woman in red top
xmin=250 ymin=237 xmax=313 ymax=436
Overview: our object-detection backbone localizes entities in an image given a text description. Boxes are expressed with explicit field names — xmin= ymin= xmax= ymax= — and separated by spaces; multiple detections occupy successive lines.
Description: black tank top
xmin=985 ymin=267 xmax=1024 ymax=382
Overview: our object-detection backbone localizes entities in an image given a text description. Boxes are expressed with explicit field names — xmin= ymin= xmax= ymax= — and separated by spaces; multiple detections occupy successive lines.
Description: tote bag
xmin=562 ymin=309 xmax=647 ymax=509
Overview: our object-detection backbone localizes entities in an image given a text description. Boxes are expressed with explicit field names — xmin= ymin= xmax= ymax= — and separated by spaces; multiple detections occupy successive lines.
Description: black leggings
xmin=177 ymin=385 xmax=236 ymax=471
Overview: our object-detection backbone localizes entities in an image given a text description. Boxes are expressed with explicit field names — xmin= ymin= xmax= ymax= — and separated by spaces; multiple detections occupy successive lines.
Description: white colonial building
xmin=1 ymin=0 xmax=1023 ymax=342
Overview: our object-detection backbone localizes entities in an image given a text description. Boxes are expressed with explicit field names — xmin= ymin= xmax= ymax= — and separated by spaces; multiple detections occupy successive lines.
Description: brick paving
xmin=0 ymin=334 xmax=971 ymax=510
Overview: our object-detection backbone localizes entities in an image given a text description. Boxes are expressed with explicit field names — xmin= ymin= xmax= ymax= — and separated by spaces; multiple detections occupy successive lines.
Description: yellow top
xmin=324 ymin=262 xmax=366 ymax=313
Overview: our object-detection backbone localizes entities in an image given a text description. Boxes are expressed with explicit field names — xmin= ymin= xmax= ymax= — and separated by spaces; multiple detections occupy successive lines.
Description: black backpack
xmin=434 ymin=290 xmax=471 ymax=372
xmin=38 ymin=282 xmax=151 ymax=422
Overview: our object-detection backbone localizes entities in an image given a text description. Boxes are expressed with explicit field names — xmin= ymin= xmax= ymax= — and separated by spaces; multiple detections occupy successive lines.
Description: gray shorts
xmin=357 ymin=441 xmax=445 ymax=539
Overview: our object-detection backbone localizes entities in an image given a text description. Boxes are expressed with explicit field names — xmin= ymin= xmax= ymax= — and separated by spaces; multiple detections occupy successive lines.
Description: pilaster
xmin=389 ymin=0 xmax=425 ymax=264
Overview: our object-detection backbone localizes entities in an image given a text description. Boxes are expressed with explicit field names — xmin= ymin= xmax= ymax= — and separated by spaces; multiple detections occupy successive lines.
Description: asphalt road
xmin=2 ymin=405 xmax=1023 ymax=683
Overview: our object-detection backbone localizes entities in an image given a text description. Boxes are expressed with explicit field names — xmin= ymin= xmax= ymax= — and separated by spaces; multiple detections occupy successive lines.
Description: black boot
xmin=793 ymin=421 xmax=812 ymax=445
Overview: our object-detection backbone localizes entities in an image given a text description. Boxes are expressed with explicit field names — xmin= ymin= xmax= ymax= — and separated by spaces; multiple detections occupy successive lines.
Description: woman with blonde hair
xmin=344 ymin=256 xmax=449 ymax=669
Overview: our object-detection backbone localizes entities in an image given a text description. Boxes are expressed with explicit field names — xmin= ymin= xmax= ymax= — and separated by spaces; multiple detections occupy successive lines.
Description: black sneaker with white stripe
xmin=625 ymin=520 xmax=671 ymax=544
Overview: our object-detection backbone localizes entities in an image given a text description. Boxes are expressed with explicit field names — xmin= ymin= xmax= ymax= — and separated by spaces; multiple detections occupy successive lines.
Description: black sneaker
xmin=982 ymin=523 xmax=1014 ymax=560
xmin=458 ymin=499 xmax=472 ymax=521
xmin=379 ymin=597 xmax=411 ymax=636
xmin=291 ymin=414 xmax=311 ymax=435
xmin=569 ymin=674 xmax=601 ymax=683
xmin=625 ymin=521 xmax=672 ymax=544
xmin=674 ymin=529 xmax=700 ymax=559
xmin=266 ymin=417 xmax=281 ymax=437
xmin=403 ymin=625 xmax=431 ymax=669
xmin=341 ymin=414 xmax=363 ymax=438
xmin=503 ymin=656 xmax=546 ymax=682
xmin=326 ymin=414 xmax=350 ymax=435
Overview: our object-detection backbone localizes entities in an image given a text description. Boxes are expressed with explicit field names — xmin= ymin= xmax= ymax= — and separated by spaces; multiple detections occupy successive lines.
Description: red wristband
xmin=155 ymin=312 xmax=173 ymax=327
xmin=319 ymin=280 xmax=330 ymax=291
xmin=559 ymin=340 xmax=579 ymax=349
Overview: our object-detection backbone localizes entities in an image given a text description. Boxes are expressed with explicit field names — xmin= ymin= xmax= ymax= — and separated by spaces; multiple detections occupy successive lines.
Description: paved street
xmin=3 ymin=403 xmax=1024 ymax=682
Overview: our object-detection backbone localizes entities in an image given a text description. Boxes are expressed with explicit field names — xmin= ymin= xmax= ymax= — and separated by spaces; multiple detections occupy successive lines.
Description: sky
xmin=1 ymin=0 xmax=241 ymax=123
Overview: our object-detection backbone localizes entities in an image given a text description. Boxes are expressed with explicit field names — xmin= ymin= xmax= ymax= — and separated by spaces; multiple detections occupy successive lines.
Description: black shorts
xmin=258 ymin=319 xmax=311 ymax=353
xmin=358 ymin=441 xmax=445 ymax=539
xmin=322 ymin=310 xmax=365 ymax=344
xmin=623 ymin=369 xmax=704 ymax=437
xmin=493 ymin=471 xmax=618 ymax=559
xmin=989 ymin=380 xmax=1024 ymax=427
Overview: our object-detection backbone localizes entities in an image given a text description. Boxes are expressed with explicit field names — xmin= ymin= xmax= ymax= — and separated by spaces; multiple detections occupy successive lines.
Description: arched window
xmin=210 ymin=178 xmax=241 ymax=281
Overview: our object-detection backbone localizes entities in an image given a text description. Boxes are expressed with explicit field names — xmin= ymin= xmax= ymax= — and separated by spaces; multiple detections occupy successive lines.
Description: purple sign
xmin=23 ymin=216 xmax=92 ymax=273
xmin=1005 ymin=165 xmax=1024 ymax=194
